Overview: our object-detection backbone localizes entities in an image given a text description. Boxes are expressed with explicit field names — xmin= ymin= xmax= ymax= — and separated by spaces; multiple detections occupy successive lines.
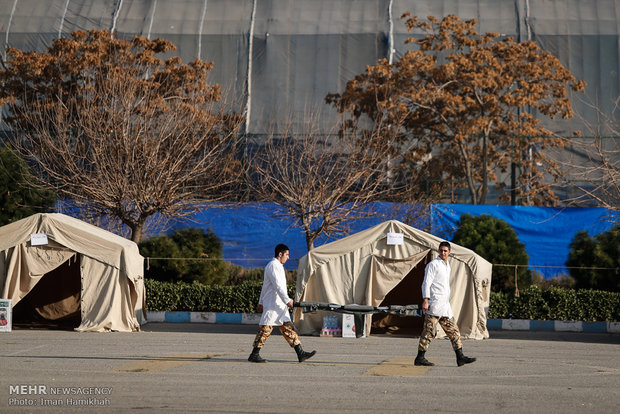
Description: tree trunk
xmin=480 ymin=132 xmax=489 ymax=204
xmin=305 ymin=233 xmax=314 ymax=252
xmin=129 ymin=220 xmax=146 ymax=244
xmin=301 ymin=215 xmax=315 ymax=251
xmin=456 ymin=139 xmax=478 ymax=204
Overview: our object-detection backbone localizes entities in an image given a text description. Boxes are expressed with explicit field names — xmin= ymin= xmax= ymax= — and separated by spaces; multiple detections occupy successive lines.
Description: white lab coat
xmin=258 ymin=258 xmax=292 ymax=326
xmin=421 ymin=256 xmax=453 ymax=318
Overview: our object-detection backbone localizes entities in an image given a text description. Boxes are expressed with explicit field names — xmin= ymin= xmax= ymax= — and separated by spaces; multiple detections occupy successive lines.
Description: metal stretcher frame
xmin=293 ymin=302 xmax=421 ymax=337
xmin=294 ymin=302 xmax=420 ymax=316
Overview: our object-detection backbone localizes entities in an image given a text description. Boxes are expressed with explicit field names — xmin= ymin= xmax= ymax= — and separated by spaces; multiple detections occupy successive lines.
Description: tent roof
xmin=299 ymin=219 xmax=491 ymax=285
xmin=0 ymin=213 xmax=143 ymax=280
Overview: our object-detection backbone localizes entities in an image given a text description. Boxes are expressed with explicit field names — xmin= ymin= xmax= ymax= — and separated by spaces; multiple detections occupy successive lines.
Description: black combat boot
xmin=294 ymin=344 xmax=316 ymax=362
xmin=414 ymin=350 xmax=435 ymax=366
xmin=248 ymin=347 xmax=266 ymax=363
xmin=455 ymin=348 xmax=476 ymax=366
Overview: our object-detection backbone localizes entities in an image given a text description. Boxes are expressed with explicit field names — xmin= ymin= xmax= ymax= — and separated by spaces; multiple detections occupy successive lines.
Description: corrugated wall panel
xmin=1 ymin=0 xmax=620 ymax=135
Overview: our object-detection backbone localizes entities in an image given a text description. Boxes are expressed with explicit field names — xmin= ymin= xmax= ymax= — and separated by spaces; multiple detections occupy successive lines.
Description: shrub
xmin=224 ymin=263 xmax=266 ymax=285
xmin=145 ymin=279 xmax=297 ymax=313
xmin=542 ymin=286 xmax=580 ymax=321
xmin=0 ymin=144 xmax=56 ymax=225
xmin=488 ymin=290 xmax=511 ymax=319
xmin=575 ymin=289 xmax=620 ymax=322
xmin=508 ymin=285 xmax=549 ymax=319
xmin=139 ymin=227 xmax=227 ymax=285
xmin=145 ymin=279 xmax=182 ymax=311
xmin=531 ymin=272 xmax=576 ymax=290
xmin=224 ymin=263 xmax=297 ymax=286
xmin=452 ymin=213 xmax=531 ymax=293
xmin=488 ymin=286 xmax=620 ymax=321
xmin=567 ymin=225 xmax=620 ymax=292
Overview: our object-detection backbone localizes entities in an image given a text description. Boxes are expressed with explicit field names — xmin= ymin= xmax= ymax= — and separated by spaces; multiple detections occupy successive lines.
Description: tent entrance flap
xmin=371 ymin=253 xmax=430 ymax=336
xmin=13 ymin=257 xmax=81 ymax=329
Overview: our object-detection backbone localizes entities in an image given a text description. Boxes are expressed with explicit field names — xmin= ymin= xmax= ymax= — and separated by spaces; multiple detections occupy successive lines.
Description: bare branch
xmin=2 ymin=30 xmax=244 ymax=241
xmin=555 ymin=99 xmax=620 ymax=216
xmin=249 ymin=111 xmax=397 ymax=251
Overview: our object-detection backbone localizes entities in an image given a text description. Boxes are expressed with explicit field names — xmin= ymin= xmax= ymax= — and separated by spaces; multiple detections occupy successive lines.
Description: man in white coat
xmin=414 ymin=241 xmax=476 ymax=367
xmin=248 ymin=244 xmax=316 ymax=363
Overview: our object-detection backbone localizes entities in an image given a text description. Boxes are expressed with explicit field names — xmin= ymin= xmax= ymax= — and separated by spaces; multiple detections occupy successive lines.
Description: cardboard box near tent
xmin=0 ymin=213 xmax=145 ymax=332
xmin=294 ymin=220 xmax=492 ymax=339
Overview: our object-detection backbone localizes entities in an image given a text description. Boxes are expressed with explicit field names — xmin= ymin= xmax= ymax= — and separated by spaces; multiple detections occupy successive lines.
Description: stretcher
xmin=294 ymin=302 xmax=420 ymax=316
xmin=293 ymin=301 xmax=420 ymax=337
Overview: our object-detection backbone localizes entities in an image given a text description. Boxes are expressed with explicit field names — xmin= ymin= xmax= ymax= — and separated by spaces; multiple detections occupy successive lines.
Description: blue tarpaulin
xmin=170 ymin=202 xmax=395 ymax=270
xmin=430 ymin=204 xmax=619 ymax=278
xmin=170 ymin=203 xmax=618 ymax=278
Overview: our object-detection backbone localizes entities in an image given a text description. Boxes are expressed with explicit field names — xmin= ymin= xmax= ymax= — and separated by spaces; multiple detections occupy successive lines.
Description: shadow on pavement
xmin=141 ymin=322 xmax=258 ymax=335
xmin=142 ymin=323 xmax=620 ymax=345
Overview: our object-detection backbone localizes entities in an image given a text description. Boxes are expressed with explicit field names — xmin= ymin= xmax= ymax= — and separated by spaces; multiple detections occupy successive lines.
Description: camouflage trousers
xmin=418 ymin=314 xmax=462 ymax=352
xmin=252 ymin=322 xmax=301 ymax=348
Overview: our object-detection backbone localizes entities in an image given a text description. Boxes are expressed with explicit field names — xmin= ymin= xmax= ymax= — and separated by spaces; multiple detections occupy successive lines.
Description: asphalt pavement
xmin=1 ymin=323 xmax=619 ymax=413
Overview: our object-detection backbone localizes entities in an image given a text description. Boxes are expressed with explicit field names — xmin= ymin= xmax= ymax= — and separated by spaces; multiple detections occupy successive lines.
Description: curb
xmin=145 ymin=312 xmax=620 ymax=333
xmin=486 ymin=319 xmax=620 ymax=333
xmin=146 ymin=311 xmax=261 ymax=325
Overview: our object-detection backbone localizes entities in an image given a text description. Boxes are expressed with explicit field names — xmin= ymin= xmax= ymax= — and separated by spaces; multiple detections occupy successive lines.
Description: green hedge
xmin=146 ymin=280 xmax=620 ymax=322
xmin=488 ymin=286 xmax=620 ymax=322
xmin=145 ymin=279 xmax=295 ymax=314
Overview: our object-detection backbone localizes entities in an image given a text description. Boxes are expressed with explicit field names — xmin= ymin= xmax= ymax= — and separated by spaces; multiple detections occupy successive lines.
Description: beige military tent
xmin=0 ymin=213 xmax=145 ymax=332
xmin=294 ymin=220 xmax=492 ymax=339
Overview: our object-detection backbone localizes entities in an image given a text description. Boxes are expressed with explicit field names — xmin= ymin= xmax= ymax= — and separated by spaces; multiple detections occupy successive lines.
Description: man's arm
xmin=266 ymin=262 xmax=292 ymax=306
xmin=421 ymin=261 xmax=436 ymax=312
xmin=274 ymin=271 xmax=293 ymax=307
xmin=256 ymin=268 xmax=267 ymax=313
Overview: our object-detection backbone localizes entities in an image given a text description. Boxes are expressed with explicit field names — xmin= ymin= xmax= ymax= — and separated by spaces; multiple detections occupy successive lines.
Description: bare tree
xmin=249 ymin=112 xmax=398 ymax=251
xmin=556 ymin=99 xmax=620 ymax=216
xmin=1 ymin=30 xmax=244 ymax=242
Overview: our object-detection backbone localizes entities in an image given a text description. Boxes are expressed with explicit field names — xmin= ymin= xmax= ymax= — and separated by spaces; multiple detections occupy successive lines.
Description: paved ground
xmin=1 ymin=323 xmax=619 ymax=413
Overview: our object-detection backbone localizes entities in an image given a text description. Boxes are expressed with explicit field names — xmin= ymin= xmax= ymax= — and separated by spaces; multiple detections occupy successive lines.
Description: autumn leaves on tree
xmin=327 ymin=14 xmax=585 ymax=205
xmin=0 ymin=15 xmax=593 ymax=244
